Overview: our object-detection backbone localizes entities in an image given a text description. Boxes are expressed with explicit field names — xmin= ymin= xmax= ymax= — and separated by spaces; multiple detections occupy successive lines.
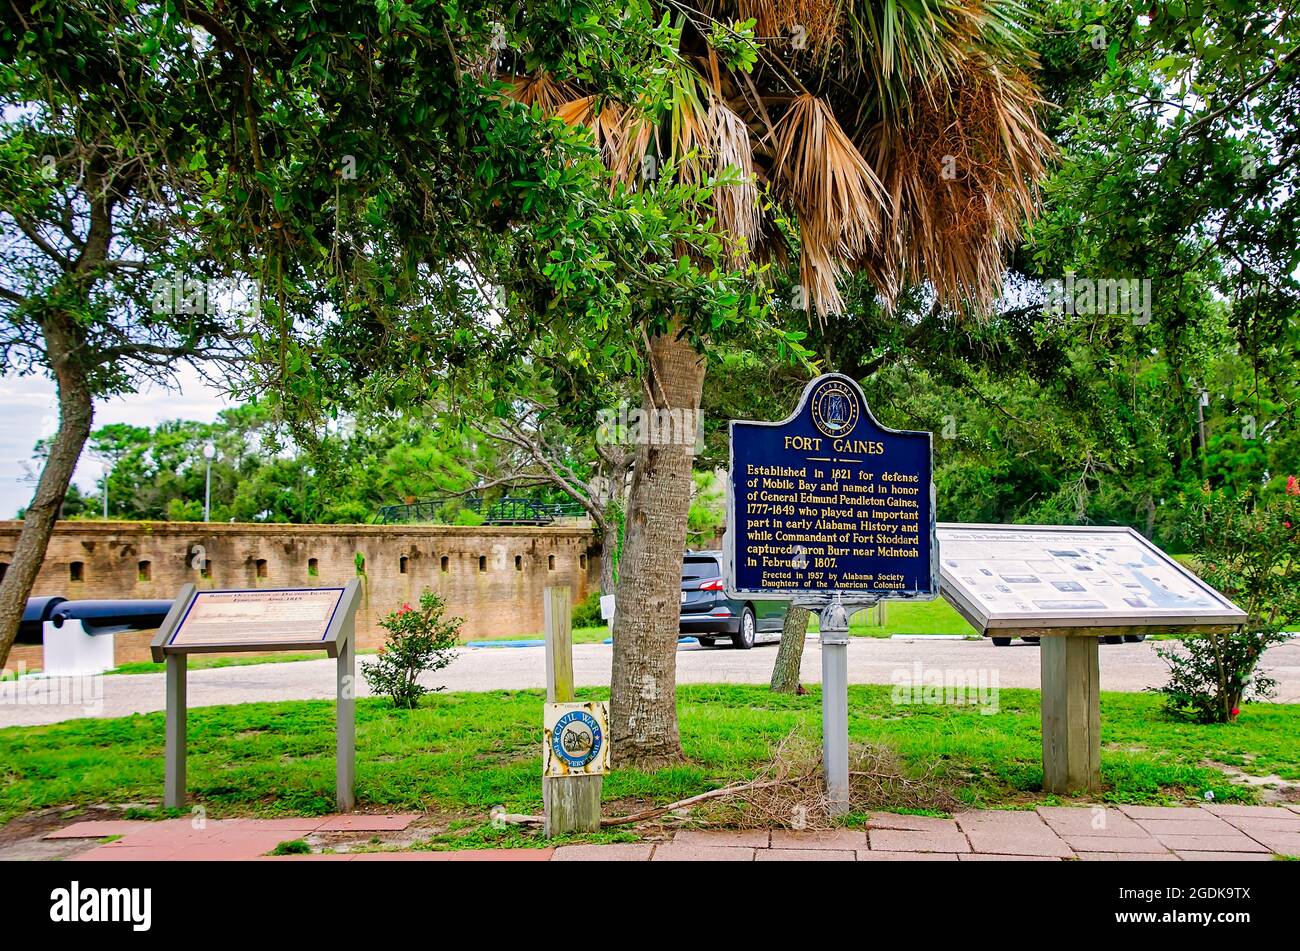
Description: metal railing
xmin=375 ymin=496 xmax=588 ymax=525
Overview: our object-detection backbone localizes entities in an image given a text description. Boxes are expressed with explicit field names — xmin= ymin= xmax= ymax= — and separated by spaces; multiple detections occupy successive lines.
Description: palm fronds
xmin=771 ymin=93 xmax=889 ymax=315
xmin=554 ymin=96 xmax=627 ymax=169
xmin=861 ymin=55 xmax=1052 ymax=308
xmin=508 ymin=71 xmax=580 ymax=114
xmin=710 ymin=98 xmax=762 ymax=267
xmin=503 ymin=0 xmax=1052 ymax=315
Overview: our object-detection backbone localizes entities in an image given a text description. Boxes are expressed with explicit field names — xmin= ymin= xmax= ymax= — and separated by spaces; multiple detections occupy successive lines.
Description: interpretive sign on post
xmin=726 ymin=374 xmax=938 ymax=813
xmin=937 ymin=524 xmax=1247 ymax=793
xmin=150 ymin=580 xmax=361 ymax=811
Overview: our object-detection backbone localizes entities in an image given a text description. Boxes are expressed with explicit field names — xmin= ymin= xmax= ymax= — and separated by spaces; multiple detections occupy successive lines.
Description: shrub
xmin=1154 ymin=485 xmax=1299 ymax=723
xmin=571 ymin=590 xmax=605 ymax=627
xmin=363 ymin=591 xmax=463 ymax=709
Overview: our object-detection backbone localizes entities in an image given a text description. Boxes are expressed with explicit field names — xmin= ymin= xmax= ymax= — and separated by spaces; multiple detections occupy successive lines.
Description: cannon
xmin=18 ymin=595 xmax=67 ymax=644
xmin=32 ymin=598 xmax=174 ymax=677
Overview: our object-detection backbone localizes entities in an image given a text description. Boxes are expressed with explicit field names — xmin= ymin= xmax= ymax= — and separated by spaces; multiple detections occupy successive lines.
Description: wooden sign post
xmin=542 ymin=586 xmax=606 ymax=835
xmin=1039 ymin=634 xmax=1101 ymax=793
xmin=150 ymin=580 xmax=361 ymax=812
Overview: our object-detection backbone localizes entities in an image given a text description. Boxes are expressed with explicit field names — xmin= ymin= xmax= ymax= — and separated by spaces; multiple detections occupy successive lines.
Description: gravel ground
xmin=2 ymin=636 xmax=1298 ymax=728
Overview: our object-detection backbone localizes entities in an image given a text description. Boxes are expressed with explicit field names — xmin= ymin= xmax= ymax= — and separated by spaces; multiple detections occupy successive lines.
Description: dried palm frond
xmin=771 ymin=93 xmax=889 ymax=316
xmin=728 ymin=0 xmax=844 ymax=59
xmin=795 ymin=213 xmax=849 ymax=317
xmin=554 ymin=96 xmax=626 ymax=169
xmin=860 ymin=57 xmax=1053 ymax=309
xmin=605 ymin=104 xmax=655 ymax=187
xmin=508 ymin=71 xmax=581 ymax=114
xmin=710 ymin=97 xmax=762 ymax=267
xmin=773 ymin=94 xmax=888 ymax=253
xmin=606 ymin=64 xmax=713 ymax=190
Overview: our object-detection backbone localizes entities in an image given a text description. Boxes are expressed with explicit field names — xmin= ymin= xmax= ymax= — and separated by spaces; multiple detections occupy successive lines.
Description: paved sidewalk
xmin=45 ymin=804 xmax=1300 ymax=861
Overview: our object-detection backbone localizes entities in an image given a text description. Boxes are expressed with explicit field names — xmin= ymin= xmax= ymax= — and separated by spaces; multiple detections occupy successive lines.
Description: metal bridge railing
xmin=376 ymin=496 xmax=587 ymax=525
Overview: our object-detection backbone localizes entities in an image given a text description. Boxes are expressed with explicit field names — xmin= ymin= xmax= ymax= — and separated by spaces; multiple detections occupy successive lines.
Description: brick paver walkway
xmin=47 ymin=804 xmax=1300 ymax=861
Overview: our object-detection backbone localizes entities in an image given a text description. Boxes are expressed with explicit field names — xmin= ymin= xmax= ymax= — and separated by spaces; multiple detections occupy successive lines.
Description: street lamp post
xmin=203 ymin=443 xmax=215 ymax=522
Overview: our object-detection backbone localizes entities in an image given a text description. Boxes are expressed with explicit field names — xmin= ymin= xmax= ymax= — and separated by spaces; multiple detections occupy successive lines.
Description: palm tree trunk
xmin=0 ymin=312 xmax=94 ymax=668
xmin=609 ymin=324 xmax=704 ymax=767
xmin=770 ymin=605 xmax=811 ymax=693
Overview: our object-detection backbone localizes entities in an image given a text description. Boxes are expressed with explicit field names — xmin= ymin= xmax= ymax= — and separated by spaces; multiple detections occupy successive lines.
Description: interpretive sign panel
xmin=156 ymin=587 xmax=348 ymax=656
xmin=936 ymin=523 xmax=1247 ymax=632
xmin=726 ymin=373 xmax=938 ymax=602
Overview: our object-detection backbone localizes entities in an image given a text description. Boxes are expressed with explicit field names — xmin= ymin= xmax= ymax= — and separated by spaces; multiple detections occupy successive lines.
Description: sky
xmin=0 ymin=366 xmax=234 ymax=519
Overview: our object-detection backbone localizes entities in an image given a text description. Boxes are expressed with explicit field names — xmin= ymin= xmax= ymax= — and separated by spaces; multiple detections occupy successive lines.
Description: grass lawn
xmin=108 ymin=652 xmax=341 ymax=676
xmin=572 ymin=626 xmax=611 ymax=644
xmin=481 ymin=599 xmax=980 ymax=646
xmin=809 ymin=598 xmax=978 ymax=637
xmin=1 ymin=685 xmax=1295 ymax=828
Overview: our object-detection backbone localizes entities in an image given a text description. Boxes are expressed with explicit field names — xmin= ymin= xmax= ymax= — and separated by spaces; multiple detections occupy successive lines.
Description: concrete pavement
xmin=36 ymin=803 xmax=1300 ymax=861
xmin=2 ymin=636 xmax=1298 ymax=727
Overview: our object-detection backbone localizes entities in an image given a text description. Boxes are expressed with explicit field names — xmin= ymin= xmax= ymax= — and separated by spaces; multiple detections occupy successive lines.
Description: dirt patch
xmin=0 ymin=803 xmax=131 ymax=845
xmin=1205 ymin=760 xmax=1300 ymax=804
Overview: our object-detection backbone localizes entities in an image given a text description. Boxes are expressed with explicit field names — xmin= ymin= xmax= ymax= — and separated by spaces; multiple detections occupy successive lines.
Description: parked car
xmin=679 ymin=551 xmax=788 ymax=649
xmin=990 ymin=634 xmax=1146 ymax=646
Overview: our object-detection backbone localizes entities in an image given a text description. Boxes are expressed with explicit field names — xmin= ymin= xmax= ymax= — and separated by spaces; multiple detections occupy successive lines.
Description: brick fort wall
xmin=0 ymin=520 xmax=601 ymax=672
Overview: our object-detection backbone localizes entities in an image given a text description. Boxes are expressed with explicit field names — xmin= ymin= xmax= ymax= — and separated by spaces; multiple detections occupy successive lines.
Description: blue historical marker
xmin=726 ymin=373 xmax=938 ymax=601
xmin=725 ymin=373 xmax=937 ymax=817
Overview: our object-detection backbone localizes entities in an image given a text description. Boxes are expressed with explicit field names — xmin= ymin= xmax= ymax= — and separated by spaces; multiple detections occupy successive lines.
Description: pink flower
xmin=1288 ymin=475 xmax=1300 ymax=496
xmin=397 ymin=603 xmax=413 ymax=615
xmin=1231 ymin=707 xmax=1240 ymax=717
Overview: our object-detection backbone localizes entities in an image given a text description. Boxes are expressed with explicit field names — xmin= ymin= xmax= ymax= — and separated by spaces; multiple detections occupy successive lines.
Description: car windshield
xmin=681 ymin=557 xmax=721 ymax=582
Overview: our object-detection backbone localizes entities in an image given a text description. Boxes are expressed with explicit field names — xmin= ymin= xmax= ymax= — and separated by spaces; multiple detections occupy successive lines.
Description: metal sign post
xmin=151 ymin=580 xmax=361 ymax=812
xmin=726 ymin=374 xmax=937 ymax=815
xmin=810 ymin=595 xmax=851 ymax=812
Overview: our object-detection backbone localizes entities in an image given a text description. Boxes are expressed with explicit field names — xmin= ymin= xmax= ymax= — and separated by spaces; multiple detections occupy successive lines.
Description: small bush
xmin=270 ymin=839 xmax=311 ymax=855
xmin=363 ymin=590 xmax=463 ymax=709
xmin=1154 ymin=485 xmax=1299 ymax=723
xmin=572 ymin=590 xmax=605 ymax=627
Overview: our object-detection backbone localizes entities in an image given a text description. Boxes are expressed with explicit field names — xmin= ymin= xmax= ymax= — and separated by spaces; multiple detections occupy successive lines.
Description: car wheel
xmin=1021 ymin=636 xmax=1040 ymax=645
xmin=1102 ymin=635 xmax=1124 ymax=645
xmin=696 ymin=637 xmax=715 ymax=647
xmin=991 ymin=637 xmax=1012 ymax=647
xmin=732 ymin=607 xmax=756 ymax=650
xmin=1124 ymin=634 xmax=1146 ymax=643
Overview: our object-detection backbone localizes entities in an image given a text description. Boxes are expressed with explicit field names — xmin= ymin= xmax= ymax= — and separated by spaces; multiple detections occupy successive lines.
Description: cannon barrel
xmin=18 ymin=596 xmax=68 ymax=644
xmin=50 ymin=599 xmax=174 ymax=635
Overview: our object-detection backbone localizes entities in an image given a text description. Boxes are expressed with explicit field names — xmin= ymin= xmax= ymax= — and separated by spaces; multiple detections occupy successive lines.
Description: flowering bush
xmin=362 ymin=591 xmax=463 ymax=709
xmin=1154 ymin=485 xmax=1299 ymax=723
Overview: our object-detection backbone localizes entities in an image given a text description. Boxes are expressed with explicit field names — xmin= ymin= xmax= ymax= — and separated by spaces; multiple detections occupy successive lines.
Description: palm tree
xmin=511 ymin=0 xmax=1052 ymax=766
